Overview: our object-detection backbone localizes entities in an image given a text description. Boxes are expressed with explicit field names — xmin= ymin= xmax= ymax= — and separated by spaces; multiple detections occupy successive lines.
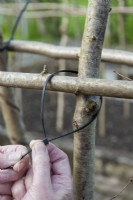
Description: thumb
xmin=30 ymin=141 xmax=52 ymax=191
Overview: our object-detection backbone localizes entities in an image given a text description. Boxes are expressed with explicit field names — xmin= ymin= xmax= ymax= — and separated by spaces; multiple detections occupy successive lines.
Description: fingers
xmin=47 ymin=143 xmax=72 ymax=198
xmin=0 ymin=145 xmax=29 ymax=169
xmin=0 ymin=156 xmax=29 ymax=184
xmin=0 ymin=152 xmax=22 ymax=169
xmin=0 ymin=145 xmax=30 ymax=184
xmin=0 ymin=183 xmax=12 ymax=195
xmin=47 ymin=143 xmax=71 ymax=177
xmin=0 ymin=195 xmax=12 ymax=200
xmin=12 ymin=166 xmax=33 ymax=199
xmin=30 ymin=140 xmax=52 ymax=192
xmin=30 ymin=141 xmax=71 ymax=183
xmin=12 ymin=178 xmax=26 ymax=200
xmin=0 ymin=145 xmax=28 ymax=154
xmin=24 ymin=166 xmax=33 ymax=190
xmin=13 ymin=155 xmax=29 ymax=173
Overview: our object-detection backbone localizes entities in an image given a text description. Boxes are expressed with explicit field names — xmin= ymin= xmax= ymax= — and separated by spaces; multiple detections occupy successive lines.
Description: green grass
xmin=125 ymin=15 xmax=133 ymax=44
xmin=1 ymin=0 xmax=133 ymax=46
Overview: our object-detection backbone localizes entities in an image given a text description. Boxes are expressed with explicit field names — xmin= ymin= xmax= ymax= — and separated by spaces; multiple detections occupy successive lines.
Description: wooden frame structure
xmin=0 ymin=0 xmax=133 ymax=199
xmin=1 ymin=2 xmax=133 ymax=17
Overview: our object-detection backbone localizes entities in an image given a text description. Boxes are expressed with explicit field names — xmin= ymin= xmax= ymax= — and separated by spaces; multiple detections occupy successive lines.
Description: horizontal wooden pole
xmin=8 ymin=40 xmax=133 ymax=67
xmin=8 ymin=40 xmax=79 ymax=59
xmin=111 ymin=7 xmax=133 ymax=14
xmin=1 ymin=3 xmax=133 ymax=15
xmin=0 ymin=71 xmax=133 ymax=99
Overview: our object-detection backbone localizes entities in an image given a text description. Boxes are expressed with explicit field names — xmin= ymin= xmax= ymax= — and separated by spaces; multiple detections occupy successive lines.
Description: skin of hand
xmin=0 ymin=145 xmax=30 ymax=200
xmin=12 ymin=141 xmax=72 ymax=200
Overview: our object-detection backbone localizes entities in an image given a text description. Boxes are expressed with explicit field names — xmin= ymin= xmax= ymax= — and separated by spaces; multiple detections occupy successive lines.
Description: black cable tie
xmin=4 ymin=70 xmax=102 ymax=169
xmin=41 ymin=69 xmax=102 ymax=143
xmin=41 ymin=70 xmax=78 ymax=140
xmin=0 ymin=0 xmax=31 ymax=52
xmin=43 ymin=138 xmax=49 ymax=145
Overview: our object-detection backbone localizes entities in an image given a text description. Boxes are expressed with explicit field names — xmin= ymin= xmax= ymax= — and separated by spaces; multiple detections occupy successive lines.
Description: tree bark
xmin=8 ymin=40 xmax=133 ymax=66
xmin=0 ymin=71 xmax=132 ymax=99
xmin=73 ymin=0 xmax=110 ymax=199
xmin=0 ymin=33 xmax=27 ymax=145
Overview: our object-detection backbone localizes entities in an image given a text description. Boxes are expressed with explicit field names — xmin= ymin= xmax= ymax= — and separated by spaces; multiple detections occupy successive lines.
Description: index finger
xmin=0 ymin=145 xmax=28 ymax=169
xmin=47 ymin=143 xmax=71 ymax=177
xmin=0 ymin=145 xmax=28 ymax=154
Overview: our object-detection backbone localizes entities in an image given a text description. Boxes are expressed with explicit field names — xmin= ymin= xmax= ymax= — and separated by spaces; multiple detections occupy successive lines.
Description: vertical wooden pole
xmin=71 ymin=0 xmax=81 ymax=39
xmin=118 ymin=0 xmax=130 ymax=119
xmin=73 ymin=1 xmax=110 ymax=199
xmin=99 ymin=64 xmax=106 ymax=137
xmin=56 ymin=0 xmax=69 ymax=132
xmin=118 ymin=0 xmax=126 ymax=48
xmin=98 ymin=16 xmax=111 ymax=138
xmin=0 ymin=32 xmax=27 ymax=145
xmin=34 ymin=0 xmax=46 ymax=37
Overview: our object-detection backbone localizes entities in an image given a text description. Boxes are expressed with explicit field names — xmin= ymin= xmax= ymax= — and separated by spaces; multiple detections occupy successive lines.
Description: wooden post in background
xmin=99 ymin=64 xmax=106 ymax=137
xmin=56 ymin=0 xmax=69 ymax=132
xmin=73 ymin=0 xmax=110 ymax=199
xmin=118 ymin=0 xmax=130 ymax=119
xmin=0 ymin=32 xmax=27 ymax=145
xmin=71 ymin=0 xmax=81 ymax=39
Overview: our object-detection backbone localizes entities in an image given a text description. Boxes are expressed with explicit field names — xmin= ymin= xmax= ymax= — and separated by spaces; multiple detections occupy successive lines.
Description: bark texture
xmin=8 ymin=40 xmax=133 ymax=66
xmin=73 ymin=0 xmax=110 ymax=199
xmin=0 ymin=72 xmax=132 ymax=98
xmin=0 ymin=33 xmax=27 ymax=145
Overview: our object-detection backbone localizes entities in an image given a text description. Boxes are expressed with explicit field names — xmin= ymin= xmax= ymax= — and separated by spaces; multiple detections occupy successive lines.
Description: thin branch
xmin=114 ymin=71 xmax=132 ymax=81
xmin=7 ymin=40 xmax=133 ymax=66
xmin=109 ymin=178 xmax=133 ymax=200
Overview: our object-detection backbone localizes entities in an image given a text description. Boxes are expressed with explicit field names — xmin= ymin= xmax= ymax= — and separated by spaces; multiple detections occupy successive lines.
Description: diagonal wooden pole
xmin=73 ymin=0 xmax=110 ymax=199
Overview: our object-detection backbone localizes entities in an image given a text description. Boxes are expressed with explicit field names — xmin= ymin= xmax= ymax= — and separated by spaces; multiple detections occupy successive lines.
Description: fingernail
xmin=34 ymin=142 xmax=46 ymax=152
xmin=8 ymin=153 xmax=22 ymax=162
xmin=30 ymin=140 xmax=42 ymax=149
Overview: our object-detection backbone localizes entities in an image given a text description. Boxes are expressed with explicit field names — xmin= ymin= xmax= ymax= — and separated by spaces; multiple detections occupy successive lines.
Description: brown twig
xmin=109 ymin=178 xmax=133 ymax=200
xmin=113 ymin=70 xmax=133 ymax=81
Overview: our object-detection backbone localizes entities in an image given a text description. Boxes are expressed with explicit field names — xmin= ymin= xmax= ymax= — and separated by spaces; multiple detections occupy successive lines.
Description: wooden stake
xmin=118 ymin=0 xmax=130 ymax=119
xmin=0 ymin=32 xmax=27 ymax=145
xmin=73 ymin=0 xmax=110 ymax=199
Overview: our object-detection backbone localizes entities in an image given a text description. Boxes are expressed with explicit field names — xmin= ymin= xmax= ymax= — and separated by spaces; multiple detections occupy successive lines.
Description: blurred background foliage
xmin=0 ymin=0 xmax=133 ymax=47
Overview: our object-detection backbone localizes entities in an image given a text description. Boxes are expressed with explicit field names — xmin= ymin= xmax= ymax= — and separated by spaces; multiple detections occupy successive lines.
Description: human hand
xmin=0 ymin=145 xmax=30 ymax=200
xmin=12 ymin=141 xmax=72 ymax=200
